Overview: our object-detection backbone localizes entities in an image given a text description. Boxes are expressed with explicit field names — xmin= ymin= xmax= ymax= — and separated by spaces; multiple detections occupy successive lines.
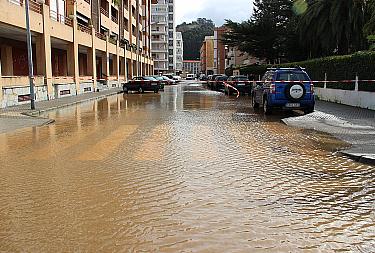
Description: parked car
xmin=224 ymin=75 xmax=251 ymax=95
xmin=208 ymin=75 xmax=224 ymax=90
xmin=123 ymin=76 xmax=160 ymax=94
xmin=173 ymin=75 xmax=182 ymax=82
xmin=164 ymin=74 xmax=175 ymax=81
xmin=186 ymin=74 xmax=195 ymax=80
xmin=251 ymin=67 xmax=315 ymax=115
xmin=199 ymin=74 xmax=208 ymax=81
xmin=161 ymin=76 xmax=176 ymax=85
xmin=213 ymin=75 xmax=228 ymax=91
xmin=152 ymin=76 xmax=166 ymax=91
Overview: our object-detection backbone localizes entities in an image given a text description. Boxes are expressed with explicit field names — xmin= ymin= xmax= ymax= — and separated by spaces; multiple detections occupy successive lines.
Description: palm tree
xmin=298 ymin=0 xmax=367 ymax=57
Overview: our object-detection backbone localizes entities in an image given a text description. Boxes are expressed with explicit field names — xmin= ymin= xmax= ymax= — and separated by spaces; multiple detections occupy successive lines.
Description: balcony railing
xmin=100 ymin=7 xmax=109 ymax=17
xmin=109 ymin=37 xmax=117 ymax=45
xmin=95 ymin=31 xmax=106 ymax=41
xmin=111 ymin=16 xmax=118 ymax=24
xmin=50 ymin=10 xmax=73 ymax=27
xmin=77 ymin=24 xmax=92 ymax=35
xmin=9 ymin=0 xmax=42 ymax=14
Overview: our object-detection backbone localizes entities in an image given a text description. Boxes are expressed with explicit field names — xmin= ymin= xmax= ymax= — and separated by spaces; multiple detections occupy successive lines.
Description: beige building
xmin=0 ymin=0 xmax=154 ymax=108
xmin=225 ymin=47 xmax=262 ymax=69
xmin=200 ymin=36 xmax=214 ymax=75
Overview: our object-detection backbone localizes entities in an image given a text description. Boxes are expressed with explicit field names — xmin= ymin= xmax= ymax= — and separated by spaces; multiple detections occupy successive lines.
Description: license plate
xmin=285 ymin=103 xmax=300 ymax=108
xmin=237 ymin=83 xmax=245 ymax=86
xmin=151 ymin=83 xmax=157 ymax=86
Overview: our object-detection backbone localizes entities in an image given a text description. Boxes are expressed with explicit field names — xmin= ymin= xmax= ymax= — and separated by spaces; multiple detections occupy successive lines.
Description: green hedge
xmin=236 ymin=51 xmax=375 ymax=91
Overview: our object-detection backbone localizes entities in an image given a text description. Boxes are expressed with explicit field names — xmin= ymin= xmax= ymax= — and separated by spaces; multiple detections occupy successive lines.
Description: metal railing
xmin=100 ymin=7 xmax=109 ymax=17
xmin=9 ymin=0 xmax=42 ymax=14
xmin=111 ymin=16 xmax=118 ymax=24
xmin=77 ymin=24 xmax=92 ymax=35
xmin=108 ymin=37 xmax=117 ymax=45
xmin=50 ymin=10 xmax=73 ymax=27
xmin=95 ymin=31 xmax=106 ymax=40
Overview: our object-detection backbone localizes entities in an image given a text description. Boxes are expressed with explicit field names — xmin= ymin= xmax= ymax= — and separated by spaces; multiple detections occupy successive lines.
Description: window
xmin=276 ymin=71 xmax=310 ymax=81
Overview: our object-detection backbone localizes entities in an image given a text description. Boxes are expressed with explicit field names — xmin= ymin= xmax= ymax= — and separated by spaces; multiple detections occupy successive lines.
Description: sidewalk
xmin=0 ymin=88 xmax=122 ymax=134
xmin=283 ymin=101 xmax=375 ymax=164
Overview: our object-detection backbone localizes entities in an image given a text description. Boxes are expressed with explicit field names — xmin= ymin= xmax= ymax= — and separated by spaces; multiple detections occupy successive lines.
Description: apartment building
xmin=225 ymin=47 xmax=263 ymax=69
xmin=200 ymin=36 xmax=214 ymax=75
xmin=151 ymin=0 xmax=175 ymax=74
xmin=0 ymin=0 xmax=153 ymax=108
xmin=175 ymin=31 xmax=183 ymax=73
xmin=183 ymin=60 xmax=200 ymax=75
xmin=213 ymin=26 xmax=226 ymax=75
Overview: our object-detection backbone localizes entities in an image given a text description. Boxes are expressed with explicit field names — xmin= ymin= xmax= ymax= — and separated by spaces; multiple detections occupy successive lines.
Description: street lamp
xmin=25 ymin=0 xmax=44 ymax=110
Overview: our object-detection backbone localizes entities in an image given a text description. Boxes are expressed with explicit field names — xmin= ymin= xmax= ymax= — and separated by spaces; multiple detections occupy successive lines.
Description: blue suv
xmin=251 ymin=68 xmax=315 ymax=115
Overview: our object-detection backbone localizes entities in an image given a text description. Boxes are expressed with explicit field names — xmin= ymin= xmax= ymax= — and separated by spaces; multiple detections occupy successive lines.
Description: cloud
xmin=176 ymin=0 xmax=253 ymax=26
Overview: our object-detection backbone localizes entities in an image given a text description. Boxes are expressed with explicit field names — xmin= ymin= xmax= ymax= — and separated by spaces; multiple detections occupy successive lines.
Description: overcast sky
xmin=176 ymin=0 xmax=253 ymax=26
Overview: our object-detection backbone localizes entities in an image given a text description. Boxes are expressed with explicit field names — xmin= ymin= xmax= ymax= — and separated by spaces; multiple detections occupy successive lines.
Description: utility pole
xmin=25 ymin=0 xmax=36 ymax=110
xmin=136 ymin=0 xmax=140 ymax=76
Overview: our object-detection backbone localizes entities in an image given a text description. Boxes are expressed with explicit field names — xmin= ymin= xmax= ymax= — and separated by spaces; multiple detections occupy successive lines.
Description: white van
xmin=186 ymin=74 xmax=195 ymax=80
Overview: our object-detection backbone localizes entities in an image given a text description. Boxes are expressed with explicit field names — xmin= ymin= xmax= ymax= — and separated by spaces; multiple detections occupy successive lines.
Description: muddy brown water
xmin=0 ymin=82 xmax=374 ymax=252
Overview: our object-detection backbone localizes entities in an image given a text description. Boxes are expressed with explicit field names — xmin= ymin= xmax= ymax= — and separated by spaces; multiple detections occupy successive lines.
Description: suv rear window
xmin=276 ymin=72 xmax=310 ymax=81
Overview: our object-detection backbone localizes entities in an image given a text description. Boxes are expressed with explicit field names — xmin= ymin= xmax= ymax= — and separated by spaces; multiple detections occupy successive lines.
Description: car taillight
xmin=310 ymin=83 xmax=314 ymax=94
xmin=270 ymin=83 xmax=276 ymax=94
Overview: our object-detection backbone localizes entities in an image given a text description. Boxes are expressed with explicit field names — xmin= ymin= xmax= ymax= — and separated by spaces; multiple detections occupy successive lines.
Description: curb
xmin=24 ymin=90 xmax=122 ymax=117
xmin=338 ymin=151 xmax=375 ymax=165
xmin=281 ymin=117 xmax=375 ymax=166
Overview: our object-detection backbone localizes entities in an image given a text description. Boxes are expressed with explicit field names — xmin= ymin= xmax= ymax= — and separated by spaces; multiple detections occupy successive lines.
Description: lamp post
xmin=25 ymin=0 xmax=45 ymax=110
xmin=24 ymin=0 xmax=35 ymax=110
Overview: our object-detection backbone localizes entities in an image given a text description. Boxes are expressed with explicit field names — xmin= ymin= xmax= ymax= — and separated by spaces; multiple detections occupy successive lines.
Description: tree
xmin=222 ymin=0 xmax=305 ymax=62
xmin=177 ymin=18 xmax=215 ymax=60
xmin=298 ymin=0 xmax=367 ymax=57
xmin=364 ymin=0 xmax=375 ymax=36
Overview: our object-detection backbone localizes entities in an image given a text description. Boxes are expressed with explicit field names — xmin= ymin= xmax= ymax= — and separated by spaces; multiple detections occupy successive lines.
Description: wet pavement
xmin=0 ymin=81 xmax=374 ymax=252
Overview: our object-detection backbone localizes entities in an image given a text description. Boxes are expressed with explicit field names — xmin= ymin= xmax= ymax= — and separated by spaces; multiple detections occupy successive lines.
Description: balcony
xmin=96 ymin=31 xmax=106 ymax=41
xmin=50 ymin=10 xmax=73 ymax=27
xmin=9 ymin=0 xmax=42 ymax=14
xmin=77 ymin=24 xmax=92 ymax=35
xmin=111 ymin=15 xmax=118 ymax=24
xmin=100 ymin=7 xmax=109 ymax=17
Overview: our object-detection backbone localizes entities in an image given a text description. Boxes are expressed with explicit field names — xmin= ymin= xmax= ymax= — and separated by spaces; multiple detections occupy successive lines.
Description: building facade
xmin=151 ymin=0 xmax=175 ymax=74
xmin=183 ymin=60 xmax=200 ymax=75
xmin=200 ymin=36 xmax=214 ymax=75
xmin=0 ymin=0 xmax=153 ymax=108
xmin=175 ymin=32 xmax=183 ymax=73
xmin=213 ymin=26 xmax=226 ymax=75
xmin=225 ymin=47 xmax=262 ymax=69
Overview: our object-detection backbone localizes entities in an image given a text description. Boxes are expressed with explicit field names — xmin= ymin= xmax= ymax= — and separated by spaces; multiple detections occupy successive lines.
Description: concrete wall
xmin=316 ymin=87 xmax=375 ymax=110
xmin=1 ymin=85 xmax=49 ymax=108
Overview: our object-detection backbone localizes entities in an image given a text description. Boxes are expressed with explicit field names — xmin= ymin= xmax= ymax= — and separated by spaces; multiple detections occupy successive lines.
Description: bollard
xmin=355 ymin=75 xmax=359 ymax=91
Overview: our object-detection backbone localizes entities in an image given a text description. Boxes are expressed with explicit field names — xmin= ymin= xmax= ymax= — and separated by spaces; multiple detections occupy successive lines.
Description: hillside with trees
xmin=177 ymin=18 xmax=215 ymax=60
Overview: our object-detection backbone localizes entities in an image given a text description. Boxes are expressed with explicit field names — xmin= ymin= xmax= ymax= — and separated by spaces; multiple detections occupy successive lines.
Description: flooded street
xmin=0 ymin=82 xmax=374 ymax=252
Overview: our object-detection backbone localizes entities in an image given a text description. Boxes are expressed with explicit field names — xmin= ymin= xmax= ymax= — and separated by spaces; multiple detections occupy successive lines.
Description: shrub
xmin=237 ymin=51 xmax=375 ymax=91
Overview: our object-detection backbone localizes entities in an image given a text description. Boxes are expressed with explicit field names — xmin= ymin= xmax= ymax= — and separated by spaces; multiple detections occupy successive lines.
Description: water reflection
xmin=0 ymin=82 xmax=373 ymax=252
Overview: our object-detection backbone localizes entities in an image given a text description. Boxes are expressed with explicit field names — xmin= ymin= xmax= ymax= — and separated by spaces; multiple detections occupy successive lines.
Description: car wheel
xmin=123 ymin=86 xmax=129 ymax=94
xmin=263 ymin=98 xmax=272 ymax=115
xmin=252 ymin=94 xmax=260 ymax=109
xmin=138 ymin=87 xmax=143 ymax=94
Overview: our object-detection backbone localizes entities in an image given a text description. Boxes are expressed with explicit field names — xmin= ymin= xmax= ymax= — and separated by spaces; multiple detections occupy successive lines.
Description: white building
xmin=151 ymin=0 xmax=176 ymax=74
xmin=176 ymin=32 xmax=183 ymax=72
xmin=183 ymin=60 xmax=201 ymax=75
